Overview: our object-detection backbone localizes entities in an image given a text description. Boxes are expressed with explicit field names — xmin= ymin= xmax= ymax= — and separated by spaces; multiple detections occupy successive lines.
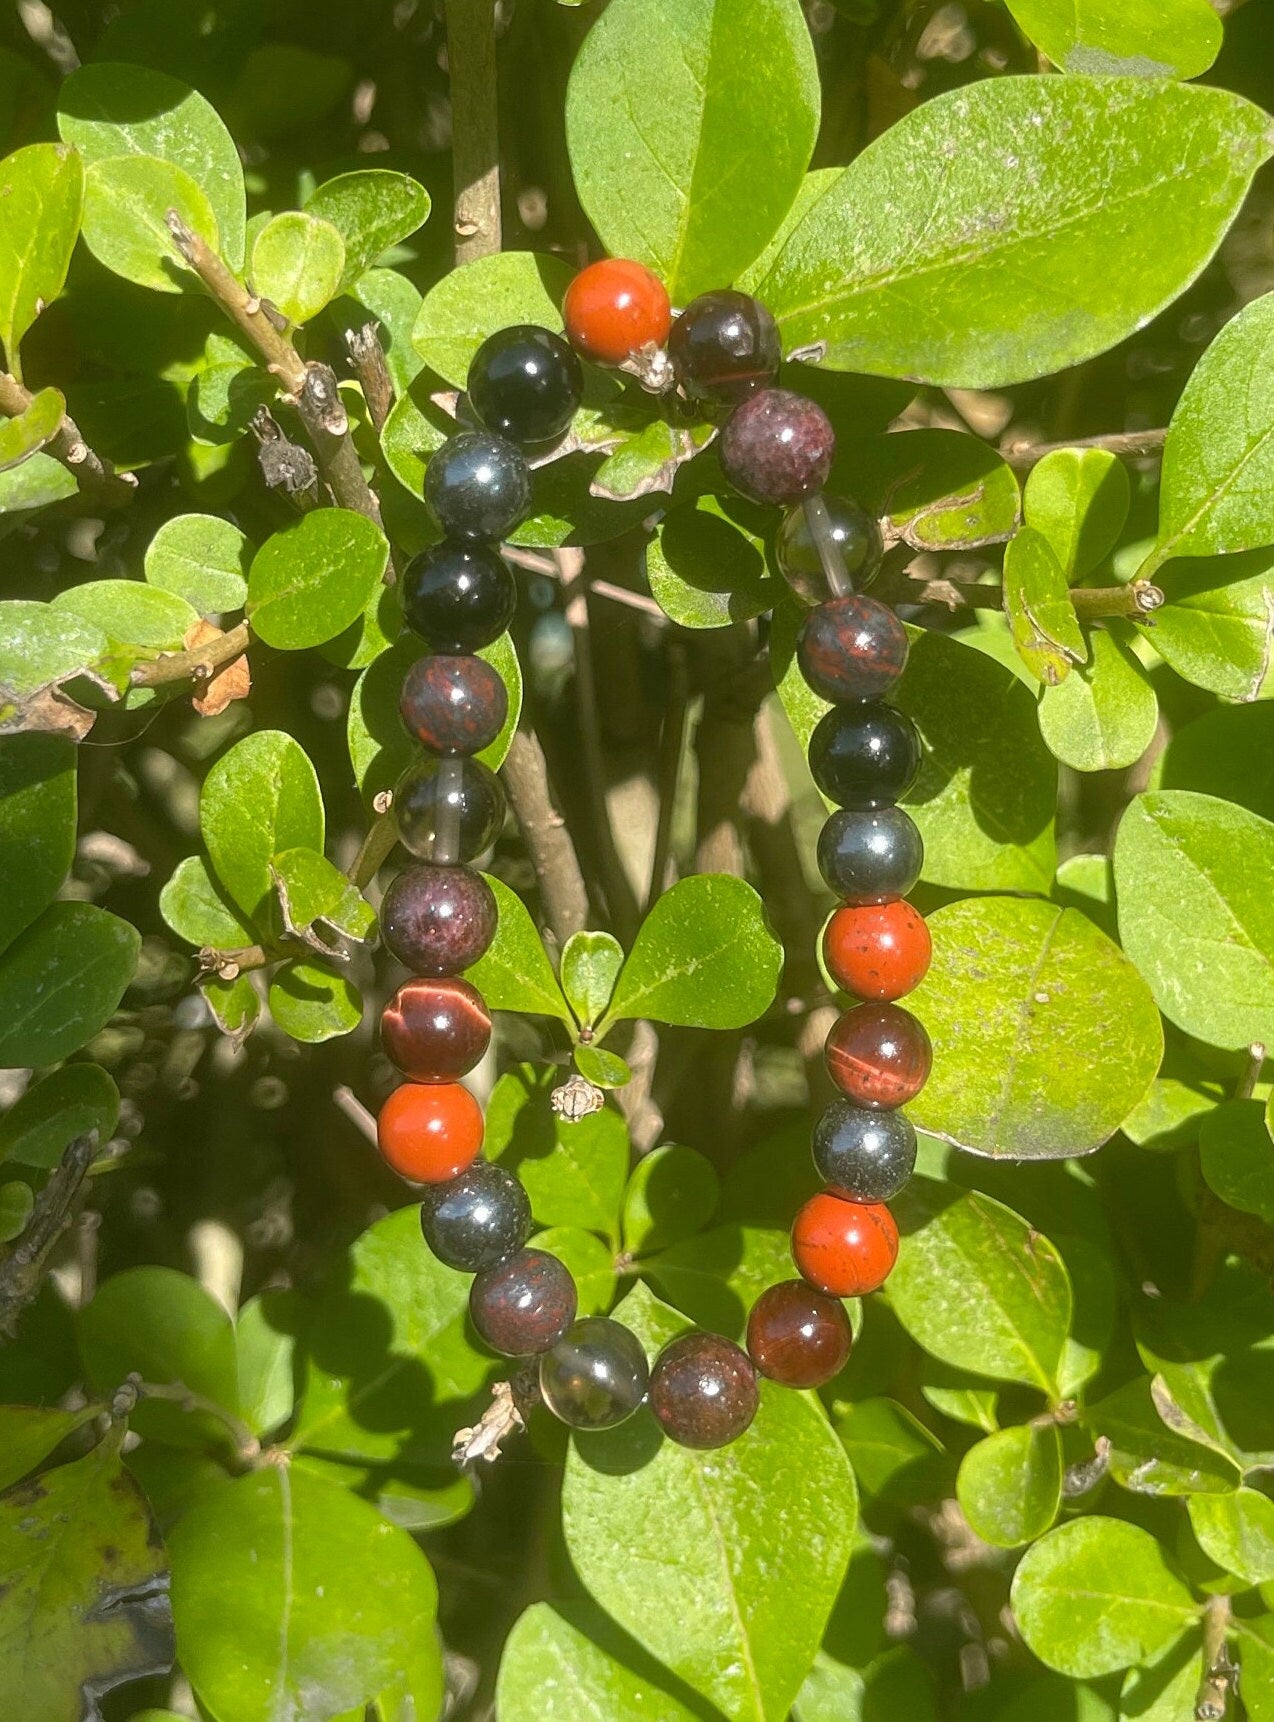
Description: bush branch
xmin=131 ymin=621 xmax=251 ymax=689
xmin=0 ymin=371 xmax=137 ymax=506
xmin=1195 ymin=1596 xmax=1236 ymax=1721
xmin=345 ymin=323 xmax=396 ymax=437
xmin=501 ymin=730 xmax=590 ymax=948
xmin=445 ymin=0 xmax=502 ymax=263
xmin=1004 ymin=427 xmax=1169 ymax=470
xmin=0 ymin=1131 xmax=97 ymax=1340
xmin=1071 ymin=581 xmax=1164 ymax=621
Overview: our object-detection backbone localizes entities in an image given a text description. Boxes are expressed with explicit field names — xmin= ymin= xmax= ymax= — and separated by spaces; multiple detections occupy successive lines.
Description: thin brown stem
xmin=501 ymin=729 xmax=589 ymax=948
xmin=445 ymin=0 xmax=502 ymax=264
xmin=1004 ymin=427 xmax=1168 ymax=470
xmin=647 ymin=639 xmax=689 ymax=913
xmin=333 ymin=1085 xmax=378 ymax=1147
xmin=131 ymin=621 xmax=251 ymax=689
xmin=0 ymin=371 xmax=137 ymax=506
xmin=0 ymin=1132 xmax=97 ymax=1340
xmin=345 ymin=323 xmax=396 ymax=437
xmin=1235 ymin=1043 xmax=1266 ymax=1101
xmin=1195 ymin=1596 xmax=1236 ymax=1721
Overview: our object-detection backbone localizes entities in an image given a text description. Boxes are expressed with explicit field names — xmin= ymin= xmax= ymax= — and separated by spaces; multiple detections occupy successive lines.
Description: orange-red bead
xmin=791 ymin=1192 xmax=898 ymax=1297
xmin=564 ymin=259 xmax=672 ymax=365
xmin=823 ymin=901 xmax=932 ymax=1002
xmin=376 ymin=1081 xmax=484 ymax=1183
xmin=825 ymin=1001 xmax=932 ymax=1109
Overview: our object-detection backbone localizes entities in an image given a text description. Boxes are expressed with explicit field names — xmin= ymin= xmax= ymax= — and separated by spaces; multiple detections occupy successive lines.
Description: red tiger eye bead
xmin=747 ymin=1279 xmax=852 ymax=1388
xmin=825 ymin=1001 xmax=932 ymax=1109
xmin=376 ymin=1081 xmax=484 ymax=1182
xmin=381 ymin=977 xmax=491 ymax=1082
xmin=791 ymin=1192 xmax=898 ymax=1297
xmin=823 ymin=901 xmax=932 ymax=1002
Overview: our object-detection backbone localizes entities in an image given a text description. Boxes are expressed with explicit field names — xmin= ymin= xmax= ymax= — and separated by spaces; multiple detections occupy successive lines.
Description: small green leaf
xmin=0 ymin=388 xmax=66 ymax=473
xmin=497 ymin=1600 xmax=702 ymax=1722
xmin=463 ymin=876 xmax=570 ymax=1022
xmin=200 ymin=729 xmax=324 ymax=920
xmin=305 ymin=170 xmax=430 ymax=291
xmin=486 ymin=1064 xmax=628 ymax=1238
xmin=0 ymin=143 xmax=84 ymax=368
xmin=160 ymin=855 xmax=255 ymax=948
xmin=1200 ymin=1099 xmax=1274 ymax=1225
xmin=1155 ymin=704 xmax=1274 ymax=825
xmin=590 ymin=419 xmax=716 ymax=503
xmin=1150 ymin=549 xmax=1274 ymax=703
xmin=573 ymin=1045 xmax=631 ymax=1088
xmin=622 ymin=1144 xmax=720 ymax=1257
xmin=1086 ymin=1377 xmax=1241 ymax=1496
xmin=0 ymin=902 xmax=139 ymax=1068
xmin=1232 ymin=1617 xmax=1274 ymax=1722
xmin=0 ymin=1065 xmax=119 ymax=1171
xmin=1038 ymin=628 xmax=1159 ymax=772
xmin=0 ymin=1404 xmax=99 ymax=1492
xmin=268 ymin=958 xmax=361 ymax=1043
xmin=145 ymin=514 xmax=250 ymax=616
xmin=272 ymin=848 xmax=374 ymax=945
xmin=647 ymin=496 xmax=779 ymax=629
xmin=560 ymin=930 xmax=623 ymax=1029
xmin=1188 ymin=1489 xmax=1274 ymax=1585
xmin=250 ymin=210 xmax=345 ymax=325
xmin=835 ymin=1397 xmax=944 ymax=1502
xmin=0 ymin=452 xmax=78 ymax=516
xmin=957 ymin=1423 xmax=1063 ymax=1548
xmin=203 ymin=972 xmax=260 ymax=1042
xmin=247 ymin=509 xmax=387 ymax=650
xmin=833 ymin=430 xmax=1020 ymax=554
xmin=1024 ymin=448 xmax=1131 ymax=580
xmin=0 ymin=599 xmax=108 ymax=698
xmin=236 ymin=1290 xmax=298 ymax=1440
xmin=1118 ymin=1636 xmax=1205 ymax=1722
xmin=644 ymin=1223 xmax=797 ymax=1342
xmin=52 ymin=579 xmax=200 ymax=652
xmin=187 ymin=359 xmax=272 ymax=446
xmin=411 ymin=251 xmax=572 ymax=388
xmin=1005 ymin=527 xmax=1085 ymax=686
xmin=335 ymin=267 xmax=424 ymax=394
xmin=81 ymin=154 xmax=219 ymax=294
xmin=917 ymin=1362 xmax=1000 ymax=1435
xmin=0 ymin=734 xmax=76 ymax=957
xmin=0 ymin=1180 xmax=34 ymax=1242
xmin=532 ymin=1226 xmax=617 ymax=1318
xmin=1004 ymin=0 xmax=1222 ymax=78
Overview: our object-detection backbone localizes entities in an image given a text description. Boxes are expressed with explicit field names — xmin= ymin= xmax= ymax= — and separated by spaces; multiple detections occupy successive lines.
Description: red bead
xmin=792 ymin=1192 xmax=898 ymax=1297
xmin=825 ymin=1001 xmax=931 ymax=1109
xmin=823 ymin=901 xmax=932 ymax=1002
xmin=747 ymin=1279 xmax=852 ymax=1388
xmin=377 ymin=1081 xmax=484 ymax=1182
xmin=564 ymin=259 xmax=672 ymax=365
xmin=381 ymin=977 xmax=491 ymax=1082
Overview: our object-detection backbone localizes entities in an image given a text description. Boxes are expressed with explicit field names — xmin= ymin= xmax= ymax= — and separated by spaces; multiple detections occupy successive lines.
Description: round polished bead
xmin=792 ymin=1192 xmax=898 ymax=1298
xmin=539 ymin=1317 xmax=650 ymax=1430
xmin=380 ymin=865 xmax=497 ymax=976
xmin=564 ymin=258 xmax=672 ymax=365
xmin=668 ymin=290 xmax=781 ymax=407
xmin=467 ymin=324 xmax=583 ymax=446
xmin=823 ymin=900 xmax=931 ymax=1001
xmin=825 ymin=1002 xmax=932 ymax=1109
xmin=420 ymin=1160 xmax=531 ymax=1272
xmin=377 ymin=1081 xmax=484 ymax=1183
xmin=394 ymin=755 xmax=505 ymax=865
xmin=746 ymin=1279 xmax=852 ymax=1388
xmin=809 ymin=703 xmax=921 ymax=809
xmin=719 ymin=388 xmax=835 ymax=507
xmin=424 ymin=430 xmax=531 ymax=541
xmin=813 ymin=1100 xmax=916 ymax=1203
xmin=470 ymin=1248 xmax=578 ymax=1356
xmin=775 ymin=496 xmax=884 ymax=603
xmin=401 ymin=542 xmax=517 ymax=654
xmin=381 ymin=976 xmax=491 ymax=1083
xmin=648 ymin=1332 xmax=758 ymax=1450
xmin=399 ymin=653 xmax=508 ymax=757
xmin=798 ymin=595 xmax=909 ymax=704
xmin=817 ymin=806 xmax=923 ymax=905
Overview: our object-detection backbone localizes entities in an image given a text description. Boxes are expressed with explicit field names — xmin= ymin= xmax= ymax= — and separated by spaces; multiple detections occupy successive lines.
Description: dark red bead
xmin=719 ymin=389 xmax=834 ymax=507
xmin=649 ymin=1332 xmax=759 ymax=1449
xmin=798 ymin=596 xmax=909 ymax=704
xmin=379 ymin=865 xmax=497 ymax=976
xmin=381 ymin=976 xmax=491 ymax=1082
xmin=399 ymin=654 xmax=508 ymax=756
xmin=668 ymin=290 xmax=781 ymax=407
xmin=792 ymin=1192 xmax=898 ymax=1297
xmin=823 ymin=901 xmax=931 ymax=1001
xmin=747 ymin=1279 xmax=852 ymax=1388
xmin=470 ymin=1248 xmax=578 ymax=1356
xmin=825 ymin=1001 xmax=931 ymax=1109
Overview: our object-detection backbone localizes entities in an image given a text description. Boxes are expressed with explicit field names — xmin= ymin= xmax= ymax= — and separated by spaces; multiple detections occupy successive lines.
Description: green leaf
xmin=1038 ymin=628 xmax=1159 ymax=772
xmin=486 ymin=1064 xmax=628 ymax=1238
xmin=0 ymin=599 xmax=108 ymax=699
xmin=0 ymin=902 xmax=139 ymax=1068
xmin=0 ymin=1180 xmax=34 ymax=1242
xmin=247 ymin=509 xmax=387 ymax=651
xmin=268 ymin=958 xmax=361 ymax=1043
xmin=1012 ymin=1517 xmax=1197 ymax=1678
xmin=250 ymin=210 xmax=345 ymax=326
xmin=81 ymin=154 xmax=219 ymax=294
xmin=1005 ymin=527 xmax=1085 ymax=686
xmin=759 ymin=77 xmax=1271 ymax=389
xmin=160 ymin=855 xmax=255 ymax=948
xmin=412 ymin=251 xmax=573 ymax=388
xmin=603 ymin=875 xmax=783 ymax=1032
xmin=169 ymin=1467 xmax=442 ymax=1722
xmin=200 ymin=729 xmax=324 ymax=920
xmin=532 ymin=1226 xmax=617 ymax=1318
xmin=1115 ymin=791 xmax=1274 ymax=1051
xmin=562 ymin=1281 xmax=857 ymax=1722
xmin=834 ymin=1397 xmax=944 ymax=1502
xmin=235 ymin=1290 xmax=298 ymax=1439
xmin=497 ymin=1600 xmax=702 ymax=1722
xmin=52 ymin=579 xmax=200 ymax=652
xmin=145 ymin=515 xmax=250 ymax=616
xmin=0 ymin=1405 xmax=99 ymax=1492
xmin=647 ymin=495 xmax=779 ymax=628
xmin=0 ymin=453 xmax=78 ymax=515
xmin=0 ymin=143 xmax=83 ymax=368
xmin=565 ymin=0 xmax=819 ymax=302
xmin=1119 ymin=1635 xmax=1205 ymax=1722
xmin=906 ymin=898 xmax=1162 ymax=1159
xmin=795 ymin=1647 xmax=937 ymax=1722
xmin=337 ymin=267 xmax=424 ymax=394
xmin=831 ymin=430 xmax=1020 ymax=554
xmin=644 ymin=1223 xmax=798 ymax=1342
xmin=58 ymin=60 xmax=246 ymax=269
xmin=1154 ymin=703 xmax=1274 ymax=824
xmin=187 ymin=358 xmax=272 ymax=446
xmin=463 ymin=876 xmax=571 ymax=1022
xmin=0 ymin=387 xmax=65 ymax=473
xmin=956 ymin=1423 xmax=1063 ymax=1548
xmin=0 ymin=1064 xmax=119 ymax=1171
xmin=591 ymin=419 xmax=716 ymax=503
xmin=0 ymin=734 xmax=75 ymax=957
xmin=1086 ymin=1377 xmax=1241 ymax=1496
xmin=573 ymin=1045 xmax=632 ymax=1089
xmin=889 ymin=1178 xmax=1072 ymax=1393
xmin=917 ymin=1362 xmax=1000 ymax=1434
xmin=1005 ymin=0 xmax=1222 ymax=77
xmin=272 ymin=847 xmax=374 ymax=944
xmin=203 ymin=972 xmax=260 ymax=1042
xmin=622 ymin=1144 xmax=720 ymax=1257
xmin=305 ymin=170 xmax=430 ymax=291
xmin=1150 ymin=549 xmax=1274 ymax=703
xmin=1201 ymin=1098 xmax=1274 ymax=1224
xmin=560 ymin=930 xmax=623 ymax=1030
xmin=1024 ymin=448 xmax=1131 ymax=582
xmin=1188 ymin=1488 xmax=1274 ymax=1585
xmin=1232 ymin=1616 xmax=1274 ymax=1722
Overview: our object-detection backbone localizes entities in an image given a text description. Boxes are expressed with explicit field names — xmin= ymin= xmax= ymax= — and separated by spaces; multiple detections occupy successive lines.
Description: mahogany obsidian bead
xmin=823 ymin=900 xmax=932 ymax=1002
xmin=424 ymin=430 xmax=532 ymax=542
xmin=792 ymin=1192 xmax=899 ymax=1298
xmin=718 ymin=388 xmax=835 ymax=507
xmin=381 ymin=976 xmax=491 ymax=1083
xmin=668 ymin=290 xmax=781 ymax=407
xmin=420 ymin=1160 xmax=531 ymax=1272
xmin=798 ymin=595 xmax=909 ymax=704
xmin=470 ymin=1248 xmax=578 ymax=1356
xmin=401 ymin=542 xmax=517 ymax=653
xmin=813 ymin=1099 xmax=917 ymax=1203
xmin=817 ymin=806 xmax=923 ymax=904
xmin=746 ymin=1279 xmax=852 ymax=1389
xmin=467 ymin=324 xmax=583 ymax=446
xmin=394 ymin=755 xmax=505 ymax=865
xmin=399 ymin=654 xmax=508 ymax=756
xmin=539 ymin=1317 xmax=650 ymax=1430
xmin=808 ymin=702 xmax=921 ymax=809
xmin=649 ymin=1332 xmax=759 ymax=1450
xmin=377 ymin=1081 xmax=484 ymax=1183
xmin=380 ymin=864 xmax=497 ymax=976
xmin=775 ymin=496 xmax=884 ymax=604
xmin=825 ymin=1001 xmax=932 ymax=1110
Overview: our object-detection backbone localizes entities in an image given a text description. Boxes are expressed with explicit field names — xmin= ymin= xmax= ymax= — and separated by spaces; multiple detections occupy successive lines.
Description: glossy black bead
xmin=649 ymin=1332 xmax=758 ymax=1450
xmin=467 ymin=324 xmax=583 ymax=446
xmin=401 ymin=542 xmax=516 ymax=653
xmin=394 ymin=755 xmax=505 ymax=864
xmin=809 ymin=702 xmax=921 ymax=808
xmin=798 ymin=595 xmax=909 ymax=704
xmin=380 ymin=864 xmax=498 ymax=975
xmin=668 ymin=291 xmax=781 ymax=407
xmin=817 ymin=806 xmax=923 ymax=904
xmin=776 ymin=496 xmax=884 ymax=604
xmin=813 ymin=1099 xmax=917 ymax=1202
xmin=400 ymin=653 xmax=508 ymax=756
xmin=419 ymin=1160 xmax=531 ymax=1272
xmin=470 ymin=1248 xmax=578 ymax=1356
xmin=539 ymin=1317 xmax=650 ymax=1430
xmin=425 ymin=430 xmax=532 ymax=541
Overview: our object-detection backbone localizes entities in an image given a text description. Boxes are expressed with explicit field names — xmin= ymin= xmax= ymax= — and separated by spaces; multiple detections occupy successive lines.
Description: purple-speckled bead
xmin=649 ymin=1332 xmax=759 ymax=1449
xmin=718 ymin=389 xmax=835 ymax=507
xmin=380 ymin=865 xmax=498 ymax=975
xmin=798 ymin=595 xmax=909 ymax=704
xmin=399 ymin=654 xmax=508 ymax=756
xmin=470 ymin=1248 xmax=578 ymax=1356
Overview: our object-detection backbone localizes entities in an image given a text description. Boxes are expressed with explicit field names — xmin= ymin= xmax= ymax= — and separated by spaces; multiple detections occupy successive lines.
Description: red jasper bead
xmin=381 ymin=977 xmax=491 ymax=1082
xmin=377 ymin=1081 xmax=484 ymax=1182
xmin=823 ymin=901 xmax=932 ymax=1002
xmin=792 ymin=1192 xmax=898 ymax=1297
xmin=564 ymin=258 xmax=672 ymax=365
xmin=825 ymin=1001 xmax=932 ymax=1109
xmin=747 ymin=1279 xmax=852 ymax=1388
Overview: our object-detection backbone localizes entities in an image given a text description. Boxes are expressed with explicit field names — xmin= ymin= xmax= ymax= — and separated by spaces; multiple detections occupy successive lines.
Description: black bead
xmin=798 ymin=595 xmax=908 ymax=704
xmin=470 ymin=1248 xmax=578 ymax=1356
xmin=809 ymin=703 xmax=921 ymax=808
xmin=668 ymin=290 xmax=781 ymax=407
xmin=401 ymin=542 xmax=516 ymax=653
xmin=424 ymin=430 xmax=532 ymax=542
xmin=775 ymin=496 xmax=884 ymax=604
xmin=649 ymin=1332 xmax=758 ymax=1450
xmin=400 ymin=653 xmax=508 ymax=756
xmin=818 ymin=806 xmax=923 ymax=904
xmin=394 ymin=755 xmax=505 ymax=865
xmin=813 ymin=1099 xmax=917 ymax=1202
xmin=538 ymin=1317 xmax=650 ymax=1430
xmin=419 ymin=1160 xmax=531 ymax=1272
xmin=380 ymin=864 xmax=498 ymax=975
xmin=467 ymin=324 xmax=583 ymax=446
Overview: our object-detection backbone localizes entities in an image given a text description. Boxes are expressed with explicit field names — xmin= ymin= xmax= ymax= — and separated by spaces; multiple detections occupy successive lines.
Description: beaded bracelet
xmin=368 ymin=256 xmax=931 ymax=1453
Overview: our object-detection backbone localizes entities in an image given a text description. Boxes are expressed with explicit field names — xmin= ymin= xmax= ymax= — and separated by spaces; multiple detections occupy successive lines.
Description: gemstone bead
xmin=791 ymin=1192 xmax=898 ymax=1298
xmin=718 ymin=388 xmax=835 ymax=507
xmin=467 ymin=324 xmax=583 ymax=446
xmin=377 ymin=1081 xmax=484 ymax=1183
xmin=381 ymin=976 xmax=491 ymax=1082
xmin=394 ymin=755 xmax=505 ymax=865
xmin=648 ymin=1332 xmax=758 ymax=1450
xmin=825 ymin=1002 xmax=932 ymax=1109
xmin=399 ymin=653 xmax=508 ymax=756
xmin=817 ymin=806 xmax=923 ymax=904
xmin=812 ymin=1100 xmax=917 ymax=1203
xmin=564 ymin=258 xmax=672 ymax=365
xmin=823 ymin=900 xmax=932 ymax=1001
xmin=808 ymin=702 xmax=921 ymax=809
xmin=775 ymin=495 xmax=884 ymax=603
xmin=424 ymin=430 xmax=532 ymax=541
xmin=668 ymin=290 xmax=781 ymax=407
xmin=420 ymin=1160 xmax=531 ymax=1272
xmin=470 ymin=1248 xmax=578 ymax=1356
xmin=798 ymin=595 xmax=909 ymax=704
xmin=379 ymin=864 xmax=497 ymax=976
xmin=401 ymin=542 xmax=517 ymax=654
xmin=746 ymin=1279 xmax=853 ymax=1388
xmin=539 ymin=1317 xmax=650 ymax=1430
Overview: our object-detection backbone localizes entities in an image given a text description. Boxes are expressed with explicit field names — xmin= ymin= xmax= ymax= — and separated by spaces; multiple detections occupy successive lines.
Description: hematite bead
xmin=649 ymin=1332 xmax=759 ymax=1450
xmin=467 ymin=324 xmax=583 ymax=446
xmin=825 ymin=1002 xmax=932 ymax=1110
xmin=424 ymin=430 xmax=532 ymax=541
xmin=817 ymin=806 xmax=923 ymax=904
xmin=813 ymin=1099 xmax=917 ymax=1202
xmin=668 ymin=290 xmax=781 ymax=407
xmin=399 ymin=654 xmax=508 ymax=756
xmin=401 ymin=542 xmax=517 ymax=653
xmin=394 ymin=755 xmax=505 ymax=864
xmin=381 ymin=976 xmax=491 ymax=1082
xmin=798 ymin=595 xmax=908 ymax=705
xmin=809 ymin=702 xmax=921 ymax=809
xmin=776 ymin=496 xmax=884 ymax=604
xmin=420 ymin=1160 xmax=531 ymax=1272
xmin=539 ymin=1317 xmax=650 ymax=1430
xmin=470 ymin=1248 xmax=577 ymax=1356
xmin=380 ymin=865 xmax=497 ymax=975
xmin=719 ymin=388 xmax=835 ymax=507
xmin=747 ymin=1279 xmax=852 ymax=1388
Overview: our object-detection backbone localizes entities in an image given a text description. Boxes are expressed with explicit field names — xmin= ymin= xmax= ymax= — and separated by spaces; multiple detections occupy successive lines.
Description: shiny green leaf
xmin=200 ymin=729 xmax=324 ymax=920
xmin=267 ymin=958 xmax=361 ymax=1043
xmin=0 ymin=902 xmax=139 ymax=1068
xmin=305 ymin=170 xmax=430 ymax=291
xmin=0 ymin=144 xmax=83 ymax=367
xmin=560 ymin=930 xmax=623 ymax=1029
xmin=1038 ymin=628 xmax=1159 ymax=771
xmin=1024 ymin=447 xmax=1130 ymax=581
xmin=1200 ymin=1098 xmax=1274 ymax=1225
xmin=1005 ymin=527 xmax=1085 ymax=686
xmin=497 ymin=1600 xmax=702 ymax=1722
xmin=463 ymin=877 xmax=571 ymax=1022
xmin=1005 ymin=0 xmax=1222 ymax=78
xmin=1086 ymin=1376 xmax=1241 ymax=1496
xmin=81 ymin=155 xmax=219 ymax=294
xmin=1188 ymin=1488 xmax=1274 ymax=1585
xmin=622 ymin=1144 xmax=720 ymax=1257
xmin=1150 ymin=549 xmax=1274 ymax=702
xmin=486 ymin=1064 xmax=628 ymax=1238
xmin=247 ymin=509 xmax=387 ymax=650
xmin=143 ymin=513 xmax=250 ymax=616
xmin=0 ymin=388 xmax=65 ymax=473
xmin=250 ymin=210 xmax=345 ymax=325
xmin=412 ymin=251 xmax=572 ymax=388
xmin=0 ymin=1064 xmax=119 ymax=1171
xmin=956 ymin=1423 xmax=1062 ymax=1548
xmin=0 ymin=734 xmax=75 ymax=957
